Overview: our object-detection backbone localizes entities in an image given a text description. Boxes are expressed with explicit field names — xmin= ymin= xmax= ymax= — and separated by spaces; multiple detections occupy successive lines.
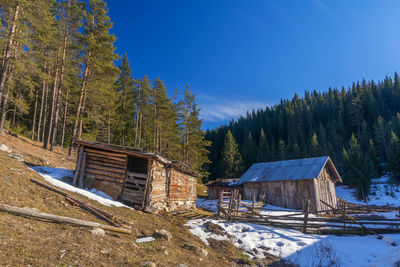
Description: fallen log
xmin=30 ymin=178 xmax=118 ymax=225
xmin=0 ymin=204 xmax=131 ymax=234
xmin=65 ymin=196 xmax=118 ymax=227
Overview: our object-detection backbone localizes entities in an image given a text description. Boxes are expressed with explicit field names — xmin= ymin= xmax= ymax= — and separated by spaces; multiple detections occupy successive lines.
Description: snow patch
xmin=31 ymin=166 xmax=131 ymax=208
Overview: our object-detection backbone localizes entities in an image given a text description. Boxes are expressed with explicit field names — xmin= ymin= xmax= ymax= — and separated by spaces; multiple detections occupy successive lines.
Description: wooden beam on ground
xmin=29 ymin=178 xmax=118 ymax=226
xmin=0 ymin=204 xmax=130 ymax=234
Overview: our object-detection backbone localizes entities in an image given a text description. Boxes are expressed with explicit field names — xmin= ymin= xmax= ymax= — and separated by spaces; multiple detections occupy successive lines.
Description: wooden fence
xmin=217 ymin=189 xmax=400 ymax=236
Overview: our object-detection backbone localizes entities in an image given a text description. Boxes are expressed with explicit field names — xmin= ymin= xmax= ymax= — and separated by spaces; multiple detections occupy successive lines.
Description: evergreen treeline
xmin=206 ymin=75 xmax=400 ymax=198
xmin=0 ymin=1 xmax=209 ymax=176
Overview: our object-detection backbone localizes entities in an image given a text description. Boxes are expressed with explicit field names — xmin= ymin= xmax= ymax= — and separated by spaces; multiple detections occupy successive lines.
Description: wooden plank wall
xmin=244 ymin=179 xmax=316 ymax=211
xmin=243 ymin=165 xmax=339 ymax=212
xmin=81 ymin=146 xmax=128 ymax=199
xmin=315 ymin=167 xmax=338 ymax=211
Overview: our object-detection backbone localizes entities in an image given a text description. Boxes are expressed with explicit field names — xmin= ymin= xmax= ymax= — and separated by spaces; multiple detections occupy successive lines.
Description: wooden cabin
xmin=206 ymin=178 xmax=242 ymax=200
xmin=239 ymin=156 xmax=342 ymax=212
xmin=72 ymin=140 xmax=198 ymax=211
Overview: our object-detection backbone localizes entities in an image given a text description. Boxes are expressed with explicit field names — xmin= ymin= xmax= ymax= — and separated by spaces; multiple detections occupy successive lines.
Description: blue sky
xmin=106 ymin=0 xmax=400 ymax=129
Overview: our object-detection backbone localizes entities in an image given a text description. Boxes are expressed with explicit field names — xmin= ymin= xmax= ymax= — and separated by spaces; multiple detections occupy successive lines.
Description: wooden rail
xmin=217 ymin=191 xmax=400 ymax=236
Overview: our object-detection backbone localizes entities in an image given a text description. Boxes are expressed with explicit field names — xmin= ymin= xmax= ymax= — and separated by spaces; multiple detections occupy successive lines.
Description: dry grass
xmin=0 ymin=133 xmax=254 ymax=266
xmin=0 ymin=131 xmax=76 ymax=169
xmin=196 ymin=183 xmax=208 ymax=199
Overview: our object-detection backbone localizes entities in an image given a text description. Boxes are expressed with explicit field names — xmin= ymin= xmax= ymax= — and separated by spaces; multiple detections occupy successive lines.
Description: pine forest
xmin=1 ymin=0 xmax=400 ymax=199
xmin=0 ymin=0 xmax=210 ymax=176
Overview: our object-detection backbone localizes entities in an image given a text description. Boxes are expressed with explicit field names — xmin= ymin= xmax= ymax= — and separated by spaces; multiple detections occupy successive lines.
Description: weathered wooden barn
xmin=239 ymin=156 xmax=342 ymax=212
xmin=206 ymin=178 xmax=242 ymax=200
xmin=72 ymin=140 xmax=198 ymax=211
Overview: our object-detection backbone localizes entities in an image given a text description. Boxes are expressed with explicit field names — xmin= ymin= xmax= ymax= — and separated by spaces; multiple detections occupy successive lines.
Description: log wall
xmin=75 ymin=143 xmax=198 ymax=211
xmin=80 ymin=146 xmax=127 ymax=199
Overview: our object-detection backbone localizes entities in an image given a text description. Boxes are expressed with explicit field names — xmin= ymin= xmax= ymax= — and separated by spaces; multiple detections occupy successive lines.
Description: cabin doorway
xmin=120 ymin=156 xmax=149 ymax=208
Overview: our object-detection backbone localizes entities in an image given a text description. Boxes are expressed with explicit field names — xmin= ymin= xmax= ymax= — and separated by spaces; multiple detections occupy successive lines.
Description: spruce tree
xmin=180 ymin=86 xmax=210 ymax=175
xmin=342 ymin=134 xmax=375 ymax=200
xmin=115 ymin=53 xmax=135 ymax=146
xmin=256 ymin=128 xmax=269 ymax=162
xmin=242 ymin=131 xmax=257 ymax=169
xmin=388 ymin=131 xmax=400 ymax=183
xmin=310 ymin=132 xmax=319 ymax=157
xmin=220 ymin=130 xmax=244 ymax=178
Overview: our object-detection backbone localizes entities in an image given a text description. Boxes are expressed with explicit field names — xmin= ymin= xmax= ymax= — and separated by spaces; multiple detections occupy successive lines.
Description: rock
xmin=164 ymin=250 xmax=169 ymax=256
xmin=100 ymin=249 xmax=110 ymax=254
xmin=136 ymin=236 xmax=156 ymax=243
xmin=176 ymin=264 xmax=188 ymax=267
xmin=199 ymin=248 xmax=208 ymax=257
xmin=140 ymin=261 xmax=156 ymax=267
xmin=144 ymin=205 xmax=160 ymax=214
xmin=10 ymin=154 xmax=23 ymax=162
xmin=0 ymin=143 xmax=11 ymax=153
xmin=91 ymin=228 xmax=105 ymax=237
xmin=153 ymin=229 xmax=172 ymax=241
xmin=182 ymin=243 xmax=197 ymax=251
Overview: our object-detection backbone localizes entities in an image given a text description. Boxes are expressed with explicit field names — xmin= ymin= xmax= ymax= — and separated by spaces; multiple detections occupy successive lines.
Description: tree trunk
xmin=107 ymin=109 xmax=111 ymax=144
xmin=11 ymin=95 xmax=17 ymax=127
xmin=69 ymin=54 xmax=90 ymax=156
xmin=78 ymin=85 xmax=87 ymax=139
xmin=50 ymin=0 xmax=70 ymax=151
xmin=31 ymin=89 xmax=38 ymax=139
xmin=134 ymin=84 xmax=141 ymax=147
xmin=43 ymin=61 xmax=60 ymax=149
xmin=41 ymin=69 xmax=50 ymax=143
xmin=0 ymin=4 xmax=19 ymax=104
xmin=61 ymin=89 xmax=69 ymax=147
xmin=0 ymin=64 xmax=15 ymax=133
xmin=37 ymin=60 xmax=47 ymax=142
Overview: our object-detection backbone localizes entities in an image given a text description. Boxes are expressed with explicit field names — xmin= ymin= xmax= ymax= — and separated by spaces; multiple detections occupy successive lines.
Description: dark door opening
xmin=120 ymin=156 xmax=149 ymax=208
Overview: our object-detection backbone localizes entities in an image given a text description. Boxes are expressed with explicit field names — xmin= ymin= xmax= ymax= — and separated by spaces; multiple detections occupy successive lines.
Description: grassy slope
xmin=0 ymin=133 xmax=251 ymax=266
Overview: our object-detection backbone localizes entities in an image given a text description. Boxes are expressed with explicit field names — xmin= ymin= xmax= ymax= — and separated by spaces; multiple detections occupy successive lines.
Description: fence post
xmin=343 ymin=203 xmax=347 ymax=230
xmin=228 ymin=191 xmax=234 ymax=221
xmin=252 ymin=195 xmax=256 ymax=218
xmin=303 ymin=199 xmax=310 ymax=233
xmin=218 ymin=191 xmax=223 ymax=219
xmin=236 ymin=193 xmax=241 ymax=215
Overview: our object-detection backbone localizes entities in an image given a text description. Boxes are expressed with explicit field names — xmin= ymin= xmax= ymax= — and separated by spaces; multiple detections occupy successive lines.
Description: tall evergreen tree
xmin=256 ymin=128 xmax=269 ymax=162
xmin=180 ymin=86 xmax=210 ymax=175
xmin=220 ymin=130 xmax=244 ymax=178
xmin=114 ymin=53 xmax=135 ymax=146
xmin=242 ymin=131 xmax=257 ymax=169
xmin=388 ymin=131 xmax=400 ymax=183
xmin=342 ymin=134 xmax=375 ymax=200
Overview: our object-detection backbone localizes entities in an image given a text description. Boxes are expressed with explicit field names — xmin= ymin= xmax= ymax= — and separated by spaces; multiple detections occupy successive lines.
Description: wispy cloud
xmin=197 ymin=94 xmax=272 ymax=123
xmin=312 ymin=0 xmax=328 ymax=13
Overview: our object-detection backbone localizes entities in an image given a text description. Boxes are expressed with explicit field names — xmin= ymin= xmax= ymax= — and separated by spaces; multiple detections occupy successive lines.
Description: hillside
xmin=0 ymin=132 xmax=252 ymax=266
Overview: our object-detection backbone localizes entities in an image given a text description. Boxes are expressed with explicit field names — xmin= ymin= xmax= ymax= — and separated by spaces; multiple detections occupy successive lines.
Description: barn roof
xmin=239 ymin=156 xmax=342 ymax=183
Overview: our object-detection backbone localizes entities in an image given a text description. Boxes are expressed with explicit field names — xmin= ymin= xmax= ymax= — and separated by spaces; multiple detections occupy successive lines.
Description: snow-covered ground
xmin=31 ymin=166 xmax=131 ymax=208
xmin=186 ymin=218 xmax=400 ymax=266
xmin=336 ymin=176 xmax=400 ymax=206
xmin=192 ymin=179 xmax=400 ymax=266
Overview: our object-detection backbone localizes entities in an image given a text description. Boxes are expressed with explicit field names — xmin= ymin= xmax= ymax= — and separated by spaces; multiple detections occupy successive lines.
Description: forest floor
xmin=0 ymin=131 xmax=260 ymax=266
